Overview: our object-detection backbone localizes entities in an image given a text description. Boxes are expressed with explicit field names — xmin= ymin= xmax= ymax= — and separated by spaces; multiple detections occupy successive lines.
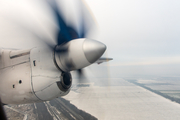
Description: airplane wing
xmin=95 ymin=57 xmax=113 ymax=64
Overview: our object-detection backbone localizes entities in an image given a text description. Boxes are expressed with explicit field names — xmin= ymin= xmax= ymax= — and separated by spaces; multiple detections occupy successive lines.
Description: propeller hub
xmin=83 ymin=39 xmax=106 ymax=63
xmin=54 ymin=38 xmax=106 ymax=72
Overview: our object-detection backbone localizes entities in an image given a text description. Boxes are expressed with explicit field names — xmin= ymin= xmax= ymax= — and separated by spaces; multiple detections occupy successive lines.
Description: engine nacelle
xmin=30 ymin=47 xmax=72 ymax=101
xmin=0 ymin=47 xmax=72 ymax=104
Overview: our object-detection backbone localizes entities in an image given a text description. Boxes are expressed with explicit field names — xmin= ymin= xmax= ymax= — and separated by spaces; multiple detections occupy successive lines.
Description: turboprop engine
xmin=0 ymin=0 xmax=111 ymax=105
xmin=0 ymin=38 xmax=106 ymax=104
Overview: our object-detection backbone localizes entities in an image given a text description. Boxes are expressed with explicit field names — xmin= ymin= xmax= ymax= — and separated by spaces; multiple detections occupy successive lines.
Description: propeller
xmin=46 ymin=0 xmax=95 ymax=46
xmin=46 ymin=0 xmax=97 ymax=79
xmin=4 ymin=0 xmax=107 ymax=81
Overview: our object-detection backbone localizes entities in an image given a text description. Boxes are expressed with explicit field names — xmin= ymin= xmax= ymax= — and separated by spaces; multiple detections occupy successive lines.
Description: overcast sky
xmin=0 ymin=0 xmax=180 ymax=77
xmin=86 ymin=0 xmax=180 ymax=77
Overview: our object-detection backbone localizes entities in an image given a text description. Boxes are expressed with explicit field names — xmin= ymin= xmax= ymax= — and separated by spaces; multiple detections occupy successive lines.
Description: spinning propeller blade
xmin=47 ymin=0 xmax=97 ymax=79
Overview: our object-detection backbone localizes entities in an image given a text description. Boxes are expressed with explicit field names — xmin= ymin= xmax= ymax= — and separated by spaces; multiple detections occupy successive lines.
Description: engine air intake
xmin=57 ymin=72 xmax=72 ymax=92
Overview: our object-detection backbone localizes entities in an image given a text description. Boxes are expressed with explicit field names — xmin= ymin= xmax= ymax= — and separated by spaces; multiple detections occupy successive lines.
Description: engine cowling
xmin=30 ymin=47 xmax=73 ymax=102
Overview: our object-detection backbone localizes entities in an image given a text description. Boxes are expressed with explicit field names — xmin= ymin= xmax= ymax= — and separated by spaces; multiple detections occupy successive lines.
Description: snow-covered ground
xmin=64 ymin=78 xmax=180 ymax=120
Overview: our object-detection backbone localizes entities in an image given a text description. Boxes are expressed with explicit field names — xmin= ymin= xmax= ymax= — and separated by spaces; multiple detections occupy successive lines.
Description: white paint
xmin=1 ymin=93 xmax=6 ymax=96
xmin=19 ymin=91 xmax=25 ymax=94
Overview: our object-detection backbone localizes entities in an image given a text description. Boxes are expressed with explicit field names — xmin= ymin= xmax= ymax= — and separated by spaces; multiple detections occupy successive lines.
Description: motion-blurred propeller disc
xmin=46 ymin=0 xmax=97 ymax=79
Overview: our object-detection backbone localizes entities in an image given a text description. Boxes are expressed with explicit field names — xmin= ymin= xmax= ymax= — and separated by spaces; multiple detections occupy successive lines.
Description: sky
xmin=86 ymin=0 xmax=180 ymax=77
xmin=0 ymin=0 xmax=180 ymax=77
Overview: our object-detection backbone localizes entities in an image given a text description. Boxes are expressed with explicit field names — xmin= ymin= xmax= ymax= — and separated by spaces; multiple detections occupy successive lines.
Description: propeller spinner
xmin=54 ymin=38 xmax=106 ymax=72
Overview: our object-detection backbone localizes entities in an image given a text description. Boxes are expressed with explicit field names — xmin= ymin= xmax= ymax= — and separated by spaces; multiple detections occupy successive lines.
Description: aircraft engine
xmin=0 ymin=0 xmax=111 ymax=105
xmin=0 ymin=40 xmax=106 ymax=104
